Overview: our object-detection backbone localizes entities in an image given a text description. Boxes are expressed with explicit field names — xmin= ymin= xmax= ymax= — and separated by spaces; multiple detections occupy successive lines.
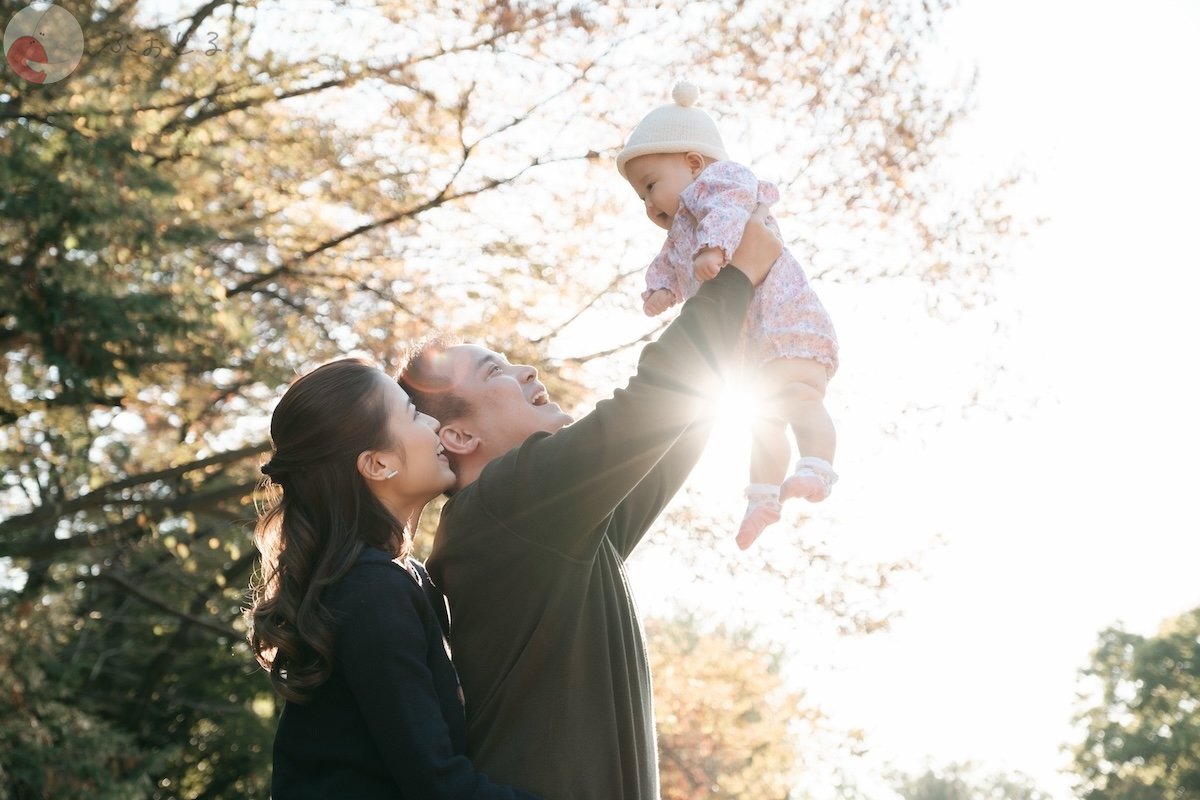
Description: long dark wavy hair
xmin=247 ymin=357 xmax=407 ymax=703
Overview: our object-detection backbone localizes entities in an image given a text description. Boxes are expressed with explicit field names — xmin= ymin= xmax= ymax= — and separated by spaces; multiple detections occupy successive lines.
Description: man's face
xmin=430 ymin=344 xmax=573 ymax=456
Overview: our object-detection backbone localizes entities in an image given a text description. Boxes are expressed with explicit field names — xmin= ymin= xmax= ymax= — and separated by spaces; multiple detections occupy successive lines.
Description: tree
xmin=890 ymin=762 xmax=1053 ymax=800
xmin=2 ymin=0 xmax=1019 ymax=795
xmin=1071 ymin=608 xmax=1200 ymax=800
xmin=647 ymin=612 xmax=810 ymax=799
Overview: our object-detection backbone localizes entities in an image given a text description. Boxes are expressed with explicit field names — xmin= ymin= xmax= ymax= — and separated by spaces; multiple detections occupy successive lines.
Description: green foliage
xmin=0 ymin=596 xmax=159 ymax=799
xmin=1072 ymin=608 xmax=1200 ymax=800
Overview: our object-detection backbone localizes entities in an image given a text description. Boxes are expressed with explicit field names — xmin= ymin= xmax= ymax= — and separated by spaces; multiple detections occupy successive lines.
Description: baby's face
xmin=624 ymin=153 xmax=701 ymax=231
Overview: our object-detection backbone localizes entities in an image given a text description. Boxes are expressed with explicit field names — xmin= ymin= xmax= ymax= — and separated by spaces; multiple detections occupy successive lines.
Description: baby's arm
xmin=643 ymin=288 xmax=676 ymax=316
xmin=642 ymin=240 xmax=683 ymax=317
xmin=693 ymin=248 xmax=724 ymax=282
xmin=682 ymin=161 xmax=765 ymax=282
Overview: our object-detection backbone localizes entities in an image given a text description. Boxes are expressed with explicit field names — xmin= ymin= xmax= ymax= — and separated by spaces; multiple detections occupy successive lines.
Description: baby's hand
xmin=643 ymin=289 xmax=676 ymax=316
xmin=693 ymin=248 xmax=724 ymax=282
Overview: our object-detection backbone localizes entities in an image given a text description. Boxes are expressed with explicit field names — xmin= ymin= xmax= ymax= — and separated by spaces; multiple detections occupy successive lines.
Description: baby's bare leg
xmin=762 ymin=357 xmax=835 ymax=464
xmin=738 ymin=358 xmax=837 ymax=548
xmin=761 ymin=357 xmax=837 ymax=503
xmin=737 ymin=393 xmax=790 ymax=550
xmin=749 ymin=413 xmax=790 ymax=487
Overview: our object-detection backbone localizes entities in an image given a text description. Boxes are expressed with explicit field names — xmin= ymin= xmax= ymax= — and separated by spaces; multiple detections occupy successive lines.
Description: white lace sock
xmin=780 ymin=457 xmax=838 ymax=503
xmin=737 ymin=483 xmax=782 ymax=550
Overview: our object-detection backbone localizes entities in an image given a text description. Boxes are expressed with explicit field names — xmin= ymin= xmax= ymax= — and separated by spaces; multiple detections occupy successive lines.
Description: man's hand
xmin=643 ymin=288 xmax=676 ymax=316
xmin=726 ymin=205 xmax=781 ymax=287
xmin=692 ymin=248 xmax=724 ymax=282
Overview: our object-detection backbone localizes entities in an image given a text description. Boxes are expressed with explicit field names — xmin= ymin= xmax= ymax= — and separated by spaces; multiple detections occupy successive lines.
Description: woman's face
xmin=375 ymin=377 xmax=455 ymax=502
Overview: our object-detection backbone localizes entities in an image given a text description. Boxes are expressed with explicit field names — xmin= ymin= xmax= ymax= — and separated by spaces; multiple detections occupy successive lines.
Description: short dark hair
xmin=397 ymin=333 xmax=475 ymax=426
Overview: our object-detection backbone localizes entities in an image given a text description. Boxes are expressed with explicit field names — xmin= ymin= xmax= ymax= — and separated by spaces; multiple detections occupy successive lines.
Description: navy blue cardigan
xmin=270 ymin=547 xmax=541 ymax=799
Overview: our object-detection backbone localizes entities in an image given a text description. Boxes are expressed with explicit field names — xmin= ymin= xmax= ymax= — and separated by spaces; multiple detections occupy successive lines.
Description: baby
xmin=616 ymin=80 xmax=840 ymax=549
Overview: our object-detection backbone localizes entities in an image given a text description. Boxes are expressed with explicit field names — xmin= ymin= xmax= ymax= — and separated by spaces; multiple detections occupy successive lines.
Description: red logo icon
xmin=4 ymin=3 xmax=84 ymax=84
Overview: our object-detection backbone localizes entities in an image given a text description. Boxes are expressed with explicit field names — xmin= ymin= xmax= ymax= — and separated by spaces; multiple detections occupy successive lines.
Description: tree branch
xmin=85 ymin=571 xmax=241 ymax=640
xmin=0 ymin=443 xmax=269 ymax=536
xmin=530 ymin=263 xmax=644 ymax=346
xmin=556 ymin=320 xmax=670 ymax=365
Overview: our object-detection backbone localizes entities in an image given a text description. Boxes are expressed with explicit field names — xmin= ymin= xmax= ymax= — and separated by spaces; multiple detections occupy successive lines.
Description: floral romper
xmin=642 ymin=160 xmax=839 ymax=377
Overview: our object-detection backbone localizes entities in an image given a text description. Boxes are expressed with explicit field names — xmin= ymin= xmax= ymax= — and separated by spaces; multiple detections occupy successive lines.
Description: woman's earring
xmin=384 ymin=469 xmax=399 ymax=479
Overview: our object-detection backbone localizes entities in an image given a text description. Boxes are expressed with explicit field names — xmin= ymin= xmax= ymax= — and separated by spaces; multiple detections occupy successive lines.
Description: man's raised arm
xmin=473 ymin=219 xmax=782 ymax=560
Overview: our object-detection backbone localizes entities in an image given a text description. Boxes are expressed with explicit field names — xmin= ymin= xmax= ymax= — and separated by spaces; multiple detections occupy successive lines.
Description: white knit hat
xmin=616 ymin=80 xmax=729 ymax=178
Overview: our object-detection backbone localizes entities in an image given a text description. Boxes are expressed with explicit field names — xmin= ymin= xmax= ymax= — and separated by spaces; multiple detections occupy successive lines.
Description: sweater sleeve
xmin=608 ymin=417 xmax=714 ymax=559
xmin=679 ymin=161 xmax=762 ymax=262
xmin=338 ymin=565 xmax=541 ymax=800
xmin=642 ymin=238 xmax=684 ymax=308
xmin=473 ymin=266 xmax=753 ymax=561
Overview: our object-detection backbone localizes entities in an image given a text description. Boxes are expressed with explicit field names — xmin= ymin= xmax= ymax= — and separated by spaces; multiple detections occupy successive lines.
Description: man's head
xmin=398 ymin=335 xmax=574 ymax=490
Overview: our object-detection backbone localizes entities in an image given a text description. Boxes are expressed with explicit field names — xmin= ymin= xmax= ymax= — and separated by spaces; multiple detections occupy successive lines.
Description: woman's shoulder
xmin=329 ymin=548 xmax=424 ymax=606
xmin=326 ymin=550 xmax=441 ymax=643
xmin=348 ymin=546 xmax=414 ymax=576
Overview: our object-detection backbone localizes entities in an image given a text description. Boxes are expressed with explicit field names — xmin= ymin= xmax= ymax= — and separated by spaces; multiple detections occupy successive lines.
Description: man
xmin=398 ymin=219 xmax=780 ymax=800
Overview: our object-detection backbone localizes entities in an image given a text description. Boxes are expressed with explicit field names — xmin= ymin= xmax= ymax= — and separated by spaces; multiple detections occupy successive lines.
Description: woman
xmin=247 ymin=358 xmax=540 ymax=799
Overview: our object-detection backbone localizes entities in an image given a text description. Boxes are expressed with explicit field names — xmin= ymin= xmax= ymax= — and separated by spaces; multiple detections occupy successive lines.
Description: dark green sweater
xmin=426 ymin=268 xmax=754 ymax=800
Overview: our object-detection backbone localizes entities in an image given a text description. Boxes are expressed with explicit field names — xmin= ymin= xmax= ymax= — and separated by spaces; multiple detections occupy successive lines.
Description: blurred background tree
xmin=648 ymin=612 xmax=811 ymax=799
xmin=1070 ymin=607 xmax=1200 ymax=800
xmin=888 ymin=761 xmax=1053 ymax=800
xmin=1 ymin=0 xmax=1020 ymax=796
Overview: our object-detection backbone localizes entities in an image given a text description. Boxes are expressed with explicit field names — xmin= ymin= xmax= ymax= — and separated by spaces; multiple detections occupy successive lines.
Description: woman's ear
xmin=357 ymin=450 xmax=398 ymax=482
xmin=439 ymin=424 xmax=479 ymax=456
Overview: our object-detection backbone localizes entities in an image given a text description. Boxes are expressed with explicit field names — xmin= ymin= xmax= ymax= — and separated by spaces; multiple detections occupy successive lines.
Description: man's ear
xmin=439 ymin=424 xmax=479 ymax=457
xmin=357 ymin=450 xmax=397 ymax=482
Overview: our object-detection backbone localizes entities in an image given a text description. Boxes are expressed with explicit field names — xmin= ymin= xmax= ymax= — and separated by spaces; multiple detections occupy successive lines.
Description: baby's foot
xmin=780 ymin=457 xmax=838 ymax=504
xmin=736 ymin=485 xmax=782 ymax=550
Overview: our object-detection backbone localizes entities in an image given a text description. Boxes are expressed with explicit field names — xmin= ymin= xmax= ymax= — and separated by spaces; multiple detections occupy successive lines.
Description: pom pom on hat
xmin=672 ymin=80 xmax=700 ymax=107
xmin=616 ymin=79 xmax=728 ymax=178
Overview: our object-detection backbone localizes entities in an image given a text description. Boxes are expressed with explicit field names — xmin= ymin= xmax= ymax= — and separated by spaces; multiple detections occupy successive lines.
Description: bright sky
xmin=625 ymin=1 xmax=1200 ymax=797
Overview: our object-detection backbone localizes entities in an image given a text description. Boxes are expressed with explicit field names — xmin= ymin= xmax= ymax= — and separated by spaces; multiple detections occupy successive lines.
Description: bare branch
xmin=556 ymin=320 xmax=670 ymax=365
xmin=227 ymin=152 xmax=597 ymax=297
xmin=159 ymin=74 xmax=350 ymax=134
xmin=148 ymin=0 xmax=226 ymax=85
xmin=530 ymin=263 xmax=645 ymax=346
